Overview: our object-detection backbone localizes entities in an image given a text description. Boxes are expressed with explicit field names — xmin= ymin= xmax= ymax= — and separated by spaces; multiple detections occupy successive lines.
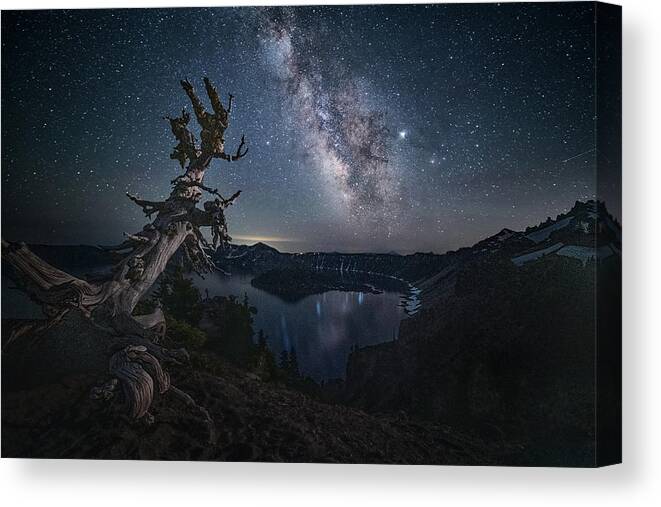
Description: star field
xmin=2 ymin=4 xmax=606 ymax=254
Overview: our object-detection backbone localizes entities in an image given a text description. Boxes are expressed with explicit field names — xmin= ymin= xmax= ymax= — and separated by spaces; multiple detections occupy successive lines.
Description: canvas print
xmin=1 ymin=2 xmax=621 ymax=466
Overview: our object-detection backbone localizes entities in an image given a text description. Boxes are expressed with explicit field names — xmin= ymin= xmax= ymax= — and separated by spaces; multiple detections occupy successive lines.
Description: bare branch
xmin=165 ymin=108 xmax=198 ymax=169
xmin=1 ymin=240 xmax=109 ymax=317
xmin=203 ymin=76 xmax=229 ymax=127
xmin=181 ymin=235 xmax=220 ymax=276
xmin=222 ymin=189 xmax=242 ymax=207
xmin=3 ymin=311 xmax=68 ymax=352
xmin=180 ymin=79 xmax=209 ymax=126
xmin=218 ymin=134 xmax=248 ymax=162
xmin=174 ymin=77 xmax=248 ymax=165
xmin=173 ymin=179 xmax=223 ymax=200
xmin=126 ymin=193 xmax=168 ymax=218
xmin=172 ymin=178 xmax=241 ymax=209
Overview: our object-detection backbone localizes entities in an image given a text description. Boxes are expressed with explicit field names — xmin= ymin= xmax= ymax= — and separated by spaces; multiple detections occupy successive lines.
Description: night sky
xmin=2 ymin=3 xmax=609 ymax=254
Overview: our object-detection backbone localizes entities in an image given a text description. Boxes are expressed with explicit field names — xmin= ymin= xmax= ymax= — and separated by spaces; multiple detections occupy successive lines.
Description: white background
xmin=1 ymin=0 xmax=659 ymax=505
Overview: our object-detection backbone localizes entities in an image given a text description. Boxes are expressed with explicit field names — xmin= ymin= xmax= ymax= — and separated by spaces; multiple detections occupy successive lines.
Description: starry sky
xmin=2 ymin=3 xmax=614 ymax=254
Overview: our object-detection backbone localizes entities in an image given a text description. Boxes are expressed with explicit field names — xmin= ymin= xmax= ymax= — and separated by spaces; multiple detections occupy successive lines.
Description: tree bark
xmin=2 ymin=77 xmax=248 ymax=423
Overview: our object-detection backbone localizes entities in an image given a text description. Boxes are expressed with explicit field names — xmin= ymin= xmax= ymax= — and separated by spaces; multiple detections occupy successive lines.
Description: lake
xmin=2 ymin=269 xmax=409 ymax=381
xmin=194 ymin=272 xmax=406 ymax=381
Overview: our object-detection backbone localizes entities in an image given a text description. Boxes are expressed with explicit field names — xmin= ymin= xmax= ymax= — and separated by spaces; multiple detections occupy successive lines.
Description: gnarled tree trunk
xmin=2 ymin=77 xmax=248 ymax=427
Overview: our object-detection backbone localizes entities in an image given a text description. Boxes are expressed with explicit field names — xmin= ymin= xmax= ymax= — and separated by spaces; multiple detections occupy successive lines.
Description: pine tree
xmin=279 ymin=349 xmax=290 ymax=371
xmin=151 ymin=266 xmax=203 ymax=326
xmin=289 ymin=346 xmax=300 ymax=379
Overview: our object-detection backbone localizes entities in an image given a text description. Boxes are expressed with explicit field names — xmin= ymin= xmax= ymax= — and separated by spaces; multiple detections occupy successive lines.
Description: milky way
xmin=259 ymin=9 xmax=403 ymax=237
xmin=1 ymin=4 xmax=618 ymax=254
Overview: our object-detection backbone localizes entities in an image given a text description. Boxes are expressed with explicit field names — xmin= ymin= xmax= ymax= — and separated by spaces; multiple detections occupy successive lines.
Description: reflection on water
xmin=194 ymin=272 xmax=405 ymax=381
xmin=1 ymin=270 xmax=407 ymax=381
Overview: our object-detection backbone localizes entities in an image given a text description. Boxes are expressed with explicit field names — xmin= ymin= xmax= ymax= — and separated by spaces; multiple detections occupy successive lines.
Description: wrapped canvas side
xmin=595 ymin=1 xmax=622 ymax=467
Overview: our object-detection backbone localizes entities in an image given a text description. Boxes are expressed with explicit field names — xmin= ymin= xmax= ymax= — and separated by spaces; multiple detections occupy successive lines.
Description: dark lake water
xmin=194 ymin=273 xmax=405 ymax=381
xmin=2 ymin=269 xmax=409 ymax=381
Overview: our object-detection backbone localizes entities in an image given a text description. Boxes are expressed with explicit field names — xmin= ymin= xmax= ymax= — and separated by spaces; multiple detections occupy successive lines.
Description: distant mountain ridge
xmin=13 ymin=200 xmax=620 ymax=305
xmin=214 ymin=200 xmax=620 ymax=307
xmin=336 ymin=199 xmax=621 ymax=466
xmin=216 ymin=241 xmax=445 ymax=276
xmin=219 ymin=199 xmax=619 ymax=265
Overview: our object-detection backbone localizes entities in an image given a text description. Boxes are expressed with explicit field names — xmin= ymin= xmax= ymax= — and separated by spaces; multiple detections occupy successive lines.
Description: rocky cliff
xmin=339 ymin=200 xmax=622 ymax=466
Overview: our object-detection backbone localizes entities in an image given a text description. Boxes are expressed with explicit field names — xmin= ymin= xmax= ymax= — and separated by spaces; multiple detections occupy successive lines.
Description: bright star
xmin=398 ymin=130 xmax=407 ymax=139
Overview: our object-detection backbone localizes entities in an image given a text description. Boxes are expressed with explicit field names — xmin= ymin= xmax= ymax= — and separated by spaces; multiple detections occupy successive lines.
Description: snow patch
xmin=511 ymin=242 xmax=564 ymax=266
xmin=556 ymin=245 xmax=614 ymax=266
xmin=525 ymin=217 xmax=572 ymax=243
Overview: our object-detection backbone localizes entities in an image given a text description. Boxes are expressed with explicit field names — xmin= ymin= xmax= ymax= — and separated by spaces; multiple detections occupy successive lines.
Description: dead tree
xmin=2 ymin=77 xmax=248 ymax=427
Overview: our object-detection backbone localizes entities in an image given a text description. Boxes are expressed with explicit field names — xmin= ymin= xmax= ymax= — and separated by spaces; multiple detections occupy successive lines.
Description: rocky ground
xmin=1 ymin=353 xmax=487 ymax=464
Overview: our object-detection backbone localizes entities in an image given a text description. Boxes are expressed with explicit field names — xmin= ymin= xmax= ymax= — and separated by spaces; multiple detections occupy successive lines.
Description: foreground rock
xmin=2 ymin=354 xmax=487 ymax=464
